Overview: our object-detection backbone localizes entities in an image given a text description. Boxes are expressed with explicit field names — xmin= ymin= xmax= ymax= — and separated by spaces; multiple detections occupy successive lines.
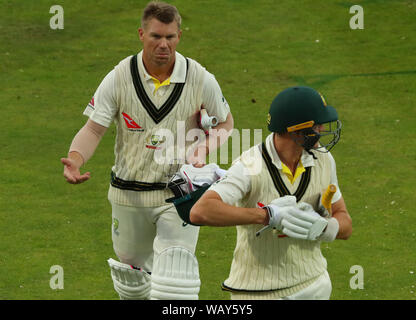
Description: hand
xmin=187 ymin=145 xmax=208 ymax=168
xmin=61 ymin=157 xmax=91 ymax=184
xmin=281 ymin=206 xmax=328 ymax=241
xmin=316 ymin=194 xmax=331 ymax=218
xmin=191 ymin=162 xmax=205 ymax=168
xmin=263 ymin=195 xmax=297 ymax=230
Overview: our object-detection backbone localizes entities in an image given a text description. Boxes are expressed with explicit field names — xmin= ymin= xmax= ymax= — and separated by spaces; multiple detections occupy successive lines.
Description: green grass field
xmin=1 ymin=0 xmax=415 ymax=300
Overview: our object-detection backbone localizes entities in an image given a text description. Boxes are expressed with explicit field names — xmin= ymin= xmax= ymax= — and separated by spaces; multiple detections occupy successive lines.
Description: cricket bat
xmin=319 ymin=184 xmax=337 ymax=217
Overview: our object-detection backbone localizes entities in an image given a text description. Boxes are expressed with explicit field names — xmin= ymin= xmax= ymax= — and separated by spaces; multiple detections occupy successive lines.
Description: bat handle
xmin=199 ymin=109 xmax=218 ymax=133
xmin=321 ymin=184 xmax=337 ymax=211
xmin=256 ymin=225 xmax=271 ymax=237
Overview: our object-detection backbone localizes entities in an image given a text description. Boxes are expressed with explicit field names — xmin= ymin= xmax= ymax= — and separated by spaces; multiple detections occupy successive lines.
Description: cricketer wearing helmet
xmin=190 ymin=86 xmax=352 ymax=300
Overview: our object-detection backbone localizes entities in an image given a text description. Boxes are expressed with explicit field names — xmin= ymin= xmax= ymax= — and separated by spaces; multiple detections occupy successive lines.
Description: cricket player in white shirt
xmin=61 ymin=1 xmax=233 ymax=300
xmin=190 ymin=86 xmax=352 ymax=300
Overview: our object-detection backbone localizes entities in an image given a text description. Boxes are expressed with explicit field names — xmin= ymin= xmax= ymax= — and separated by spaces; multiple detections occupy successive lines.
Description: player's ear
xmin=138 ymin=28 xmax=145 ymax=41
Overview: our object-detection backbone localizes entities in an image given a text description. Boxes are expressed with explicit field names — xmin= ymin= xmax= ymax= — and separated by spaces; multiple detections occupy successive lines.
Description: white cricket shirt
xmin=209 ymin=133 xmax=342 ymax=205
xmin=83 ymin=50 xmax=230 ymax=126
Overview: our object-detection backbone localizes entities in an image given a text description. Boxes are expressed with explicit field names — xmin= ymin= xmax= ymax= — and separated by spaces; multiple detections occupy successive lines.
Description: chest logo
xmin=146 ymin=134 xmax=166 ymax=150
xmin=122 ymin=112 xmax=144 ymax=131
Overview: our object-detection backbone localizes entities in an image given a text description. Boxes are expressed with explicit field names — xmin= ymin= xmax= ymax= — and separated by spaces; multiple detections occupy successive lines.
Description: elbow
xmin=225 ymin=112 xmax=234 ymax=133
xmin=338 ymin=217 xmax=353 ymax=240
xmin=339 ymin=228 xmax=352 ymax=240
xmin=218 ymin=112 xmax=234 ymax=133
xmin=227 ymin=112 xmax=234 ymax=129
xmin=344 ymin=225 xmax=353 ymax=240
xmin=189 ymin=201 xmax=207 ymax=225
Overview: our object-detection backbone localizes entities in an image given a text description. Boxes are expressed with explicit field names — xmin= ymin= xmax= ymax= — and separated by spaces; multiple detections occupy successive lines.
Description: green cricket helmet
xmin=267 ymin=86 xmax=342 ymax=152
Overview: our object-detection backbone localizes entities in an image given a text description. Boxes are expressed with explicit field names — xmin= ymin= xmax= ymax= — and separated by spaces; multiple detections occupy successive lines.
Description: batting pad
xmin=150 ymin=246 xmax=201 ymax=300
xmin=107 ymin=258 xmax=151 ymax=300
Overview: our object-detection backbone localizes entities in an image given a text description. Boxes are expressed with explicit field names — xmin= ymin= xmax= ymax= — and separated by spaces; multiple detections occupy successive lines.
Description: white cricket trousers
xmin=110 ymin=201 xmax=200 ymax=273
xmin=231 ymin=270 xmax=332 ymax=300
xmin=279 ymin=270 xmax=332 ymax=300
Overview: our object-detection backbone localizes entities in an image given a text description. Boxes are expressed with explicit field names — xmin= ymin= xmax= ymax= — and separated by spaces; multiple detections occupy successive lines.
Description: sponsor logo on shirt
xmin=87 ymin=97 xmax=95 ymax=110
xmin=145 ymin=134 xmax=165 ymax=150
xmin=212 ymin=175 xmax=227 ymax=185
xmin=122 ymin=112 xmax=144 ymax=131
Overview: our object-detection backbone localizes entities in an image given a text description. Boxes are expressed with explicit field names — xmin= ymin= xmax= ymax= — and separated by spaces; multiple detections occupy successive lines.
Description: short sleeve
xmin=328 ymin=152 xmax=342 ymax=203
xmin=83 ymin=69 xmax=118 ymax=128
xmin=200 ymin=72 xmax=230 ymax=123
xmin=208 ymin=160 xmax=251 ymax=205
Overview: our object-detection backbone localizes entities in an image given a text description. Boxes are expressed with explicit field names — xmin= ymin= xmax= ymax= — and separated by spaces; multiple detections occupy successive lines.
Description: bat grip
xmin=200 ymin=109 xmax=218 ymax=131
xmin=321 ymin=184 xmax=337 ymax=210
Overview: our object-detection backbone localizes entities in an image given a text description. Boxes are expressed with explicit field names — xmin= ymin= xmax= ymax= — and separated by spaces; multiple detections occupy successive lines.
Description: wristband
xmin=317 ymin=217 xmax=339 ymax=242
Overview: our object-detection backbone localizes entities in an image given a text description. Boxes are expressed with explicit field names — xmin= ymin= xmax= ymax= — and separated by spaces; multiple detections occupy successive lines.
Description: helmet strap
xmin=288 ymin=128 xmax=320 ymax=160
xmin=306 ymin=149 xmax=318 ymax=160
xmin=300 ymin=128 xmax=321 ymax=151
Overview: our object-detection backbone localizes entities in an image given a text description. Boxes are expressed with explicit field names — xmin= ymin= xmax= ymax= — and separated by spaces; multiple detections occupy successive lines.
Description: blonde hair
xmin=141 ymin=1 xmax=181 ymax=30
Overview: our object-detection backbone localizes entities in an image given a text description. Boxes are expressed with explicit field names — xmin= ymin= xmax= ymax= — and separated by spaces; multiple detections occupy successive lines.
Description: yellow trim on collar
xmin=281 ymin=160 xmax=306 ymax=184
xmin=151 ymin=76 xmax=171 ymax=94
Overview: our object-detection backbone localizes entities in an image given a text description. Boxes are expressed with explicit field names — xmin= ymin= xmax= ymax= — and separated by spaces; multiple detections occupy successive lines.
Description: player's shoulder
xmin=180 ymin=52 xmax=210 ymax=74
xmin=181 ymin=55 xmax=209 ymax=74
xmin=239 ymin=144 xmax=263 ymax=166
xmin=186 ymin=57 xmax=219 ymax=92
xmin=318 ymin=150 xmax=336 ymax=164
xmin=326 ymin=150 xmax=335 ymax=161
xmin=115 ymin=54 xmax=135 ymax=68
xmin=308 ymin=150 xmax=336 ymax=172
xmin=180 ymin=52 xmax=200 ymax=67
xmin=326 ymin=151 xmax=337 ymax=169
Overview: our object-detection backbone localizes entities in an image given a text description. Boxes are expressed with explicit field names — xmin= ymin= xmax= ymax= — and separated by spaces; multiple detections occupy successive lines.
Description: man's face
xmin=139 ymin=18 xmax=181 ymax=67
xmin=312 ymin=124 xmax=325 ymax=134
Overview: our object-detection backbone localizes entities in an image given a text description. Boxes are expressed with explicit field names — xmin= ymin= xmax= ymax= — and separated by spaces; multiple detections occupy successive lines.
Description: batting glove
xmin=263 ymin=195 xmax=297 ymax=231
xmin=281 ymin=204 xmax=328 ymax=241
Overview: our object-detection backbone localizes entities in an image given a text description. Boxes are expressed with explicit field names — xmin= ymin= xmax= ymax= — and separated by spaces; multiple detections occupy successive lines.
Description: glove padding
xmin=171 ymin=163 xmax=223 ymax=195
xmin=264 ymin=196 xmax=297 ymax=231
xmin=282 ymin=202 xmax=328 ymax=241
xmin=179 ymin=163 xmax=220 ymax=188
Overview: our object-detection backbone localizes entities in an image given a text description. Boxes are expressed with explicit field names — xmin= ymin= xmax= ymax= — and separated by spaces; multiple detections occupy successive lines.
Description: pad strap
xmin=108 ymin=258 xmax=151 ymax=300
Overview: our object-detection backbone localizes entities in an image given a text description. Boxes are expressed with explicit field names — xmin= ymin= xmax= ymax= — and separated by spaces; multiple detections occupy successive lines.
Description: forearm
xmin=331 ymin=198 xmax=352 ymax=240
xmin=190 ymin=190 xmax=266 ymax=226
xmin=197 ymin=112 xmax=234 ymax=154
xmin=333 ymin=212 xmax=352 ymax=240
xmin=69 ymin=119 xmax=107 ymax=165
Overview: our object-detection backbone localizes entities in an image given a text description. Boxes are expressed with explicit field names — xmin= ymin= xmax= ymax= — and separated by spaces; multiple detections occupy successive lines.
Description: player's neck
xmin=273 ymin=134 xmax=302 ymax=174
xmin=142 ymin=57 xmax=175 ymax=83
